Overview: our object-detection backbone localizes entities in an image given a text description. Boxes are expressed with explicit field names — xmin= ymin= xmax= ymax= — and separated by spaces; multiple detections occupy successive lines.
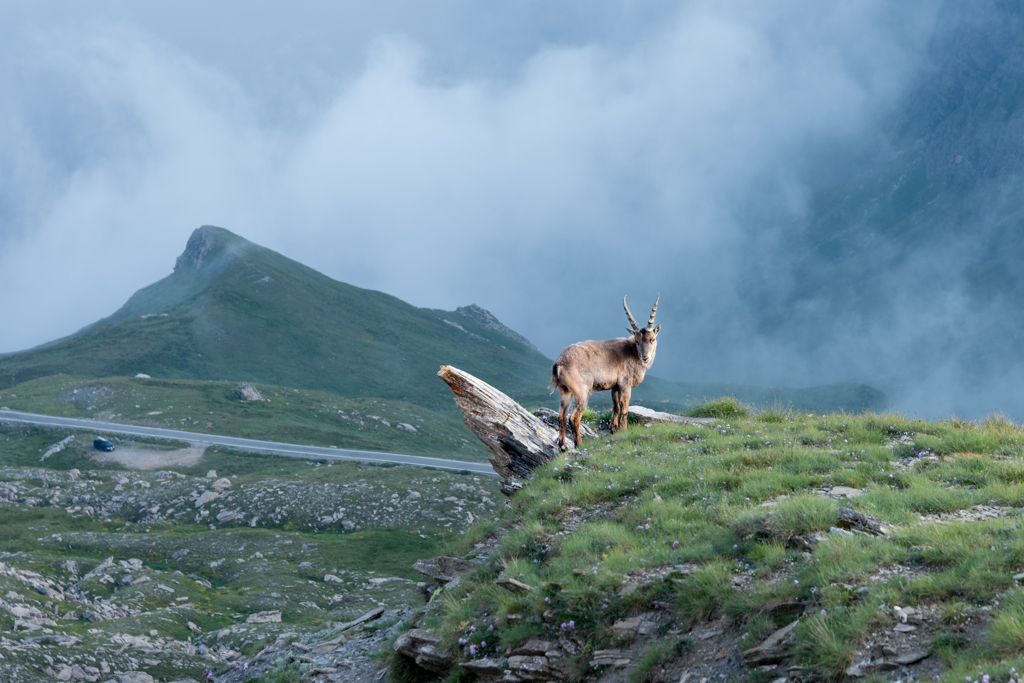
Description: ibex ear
xmin=653 ymin=324 xmax=661 ymax=336
xmin=627 ymin=328 xmax=636 ymax=336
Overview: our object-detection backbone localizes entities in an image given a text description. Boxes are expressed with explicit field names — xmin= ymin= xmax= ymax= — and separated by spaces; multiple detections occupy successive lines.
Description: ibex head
xmin=623 ymin=295 xmax=660 ymax=366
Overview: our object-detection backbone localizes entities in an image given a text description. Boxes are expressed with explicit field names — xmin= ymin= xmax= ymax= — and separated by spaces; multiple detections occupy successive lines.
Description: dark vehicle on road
xmin=93 ymin=437 xmax=115 ymax=452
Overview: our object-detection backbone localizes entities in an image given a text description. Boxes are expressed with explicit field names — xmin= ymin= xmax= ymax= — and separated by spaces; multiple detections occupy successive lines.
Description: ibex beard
xmin=550 ymin=295 xmax=661 ymax=451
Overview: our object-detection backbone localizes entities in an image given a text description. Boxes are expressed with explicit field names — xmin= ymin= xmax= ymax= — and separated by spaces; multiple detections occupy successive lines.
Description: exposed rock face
xmin=456 ymin=304 xmax=538 ymax=351
xmin=174 ymin=226 xmax=218 ymax=271
xmin=234 ymin=383 xmax=265 ymax=402
xmin=438 ymin=366 xmax=563 ymax=493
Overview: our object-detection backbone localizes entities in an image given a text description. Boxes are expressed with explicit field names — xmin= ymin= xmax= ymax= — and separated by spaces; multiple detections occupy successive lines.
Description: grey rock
xmin=512 ymin=638 xmax=557 ymax=656
xmin=893 ymin=650 xmax=930 ymax=665
xmin=246 ymin=611 xmax=282 ymax=623
xmin=742 ymin=621 xmax=798 ymax=665
xmin=461 ymin=657 xmax=507 ymax=675
xmin=412 ymin=556 xmax=474 ymax=584
xmin=234 ymin=383 xmax=265 ymax=402
xmin=119 ymin=674 xmax=155 ymax=683
xmin=194 ymin=490 xmax=220 ymax=508
xmin=393 ymin=629 xmax=452 ymax=674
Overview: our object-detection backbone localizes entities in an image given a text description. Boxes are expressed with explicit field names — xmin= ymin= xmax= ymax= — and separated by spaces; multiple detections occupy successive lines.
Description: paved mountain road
xmin=0 ymin=409 xmax=497 ymax=476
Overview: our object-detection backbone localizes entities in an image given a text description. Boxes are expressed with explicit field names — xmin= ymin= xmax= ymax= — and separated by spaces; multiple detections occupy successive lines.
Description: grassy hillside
xmin=0 ymin=226 xmax=553 ymax=411
xmin=631 ymin=375 xmax=888 ymax=415
xmin=0 ymin=374 xmax=490 ymax=460
xmin=391 ymin=405 xmax=1024 ymax=681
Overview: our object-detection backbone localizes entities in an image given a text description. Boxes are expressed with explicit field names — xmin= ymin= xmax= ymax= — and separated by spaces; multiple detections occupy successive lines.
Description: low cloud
xmin=1 ymin=2 xmax=952 ymax=411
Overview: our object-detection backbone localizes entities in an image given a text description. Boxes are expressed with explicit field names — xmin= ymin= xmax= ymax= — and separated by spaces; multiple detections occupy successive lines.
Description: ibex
xmin=550 ymin=295 xmax=660 ymax=450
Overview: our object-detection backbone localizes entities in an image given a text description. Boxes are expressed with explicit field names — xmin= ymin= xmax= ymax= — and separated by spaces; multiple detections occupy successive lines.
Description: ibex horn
xmin=646 ymin=294 xmax=659 ymax=330
xmin=623 ymin=296 xmax=640 ymax=333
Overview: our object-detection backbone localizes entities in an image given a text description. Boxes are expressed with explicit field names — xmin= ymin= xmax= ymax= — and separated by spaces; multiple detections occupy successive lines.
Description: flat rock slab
xmin=741 ymin=621 xmax=798 ymax=665
xmin=337 ymin=606 xmax=385 ymax=632
xmin=893 ymin=650 xmax=930 ymax=665
xmin=246 ymin=610 xmax=282 ymax=623
xmin=628 ymin=406 xmax=715 ymax=424
xmin=828 ymin=486 xmax=864 ymax=498
xmin=461 ymin=657 xmax=508 ymax=675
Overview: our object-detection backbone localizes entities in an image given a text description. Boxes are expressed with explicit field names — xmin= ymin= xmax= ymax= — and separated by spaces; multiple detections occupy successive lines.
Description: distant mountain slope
xmin=0 ymin=226 xmax=887 ymax=416
xmin=0 ymin=226 xmax=552 ymax=410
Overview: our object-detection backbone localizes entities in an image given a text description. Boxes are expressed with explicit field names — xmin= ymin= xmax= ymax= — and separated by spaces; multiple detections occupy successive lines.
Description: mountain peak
xmin=173 ymin=225 xmax=246 ymax=272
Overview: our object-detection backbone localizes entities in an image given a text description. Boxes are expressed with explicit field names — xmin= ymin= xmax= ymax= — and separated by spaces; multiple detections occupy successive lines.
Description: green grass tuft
xmin=685 ymin=396 xmax=750 ymax=419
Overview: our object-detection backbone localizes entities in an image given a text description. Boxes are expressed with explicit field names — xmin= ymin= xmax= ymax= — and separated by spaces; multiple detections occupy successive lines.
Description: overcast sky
xmin=0 ymin=2 xmax=942 ymax=393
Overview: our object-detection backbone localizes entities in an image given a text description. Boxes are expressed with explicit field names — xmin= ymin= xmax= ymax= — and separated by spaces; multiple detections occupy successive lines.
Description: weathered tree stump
xmin=438 ymin=365 xmax=572 ymax=495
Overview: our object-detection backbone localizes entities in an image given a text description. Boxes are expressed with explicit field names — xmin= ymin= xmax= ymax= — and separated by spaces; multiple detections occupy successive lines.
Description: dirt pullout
xmin=93 ymin=443 xmax=207 ymax=469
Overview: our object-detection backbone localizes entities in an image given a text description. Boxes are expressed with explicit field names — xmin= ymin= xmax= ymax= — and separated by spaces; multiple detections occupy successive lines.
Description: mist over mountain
xmin=728 ymin=0 xmax=1024 ymax=418
xmin=0 ymin=226 xmax=885 ymax=415
xmin=4 ymin=1 xmax=1024 ymax=419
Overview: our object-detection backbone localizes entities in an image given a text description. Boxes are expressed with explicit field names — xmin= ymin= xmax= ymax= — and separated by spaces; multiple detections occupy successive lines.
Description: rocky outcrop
xmin=174 ymin=226 xmax=218 ymax=271
xmin=438 ymin=366 xmax=565 ymax=494
xmin=393 ymin=629 xmax=453 ymax=674
xmin=456 ymin=304 xmax=538 ymax=351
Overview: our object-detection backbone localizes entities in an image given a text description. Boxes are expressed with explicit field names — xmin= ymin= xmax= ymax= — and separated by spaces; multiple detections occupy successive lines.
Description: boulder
xmin=234 ymin=383 xmax=265 ymax=402
xmin=194 ymin=490 xmax=220 ymax=508
xmin=210 ymin=478 xmax=232 ymax=492
xmin=396 ymin=423 xmax=418 ymax=433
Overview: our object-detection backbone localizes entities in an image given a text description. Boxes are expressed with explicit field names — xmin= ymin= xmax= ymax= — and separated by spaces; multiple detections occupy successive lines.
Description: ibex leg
xmin=557 ymin=390 xmax=573 ymax=451
xmin=612 ymin=386 xmax=631 ymax=432
xmin=569 ymin=392 xmax=589 ymax=449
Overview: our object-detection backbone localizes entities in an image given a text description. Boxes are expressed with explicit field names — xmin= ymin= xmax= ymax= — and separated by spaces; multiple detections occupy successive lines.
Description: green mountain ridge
xmin=0 ymin=225 xmax=886 ymax=418
xmin=0 ymin=226 xmax=552 ymax=411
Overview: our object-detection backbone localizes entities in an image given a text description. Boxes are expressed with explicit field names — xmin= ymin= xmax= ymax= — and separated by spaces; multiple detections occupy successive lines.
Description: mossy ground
xmin=0 ymin=424 xmax=501 ymax=682
xmin=414 ymin=405 xmax=1024 ymax=680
